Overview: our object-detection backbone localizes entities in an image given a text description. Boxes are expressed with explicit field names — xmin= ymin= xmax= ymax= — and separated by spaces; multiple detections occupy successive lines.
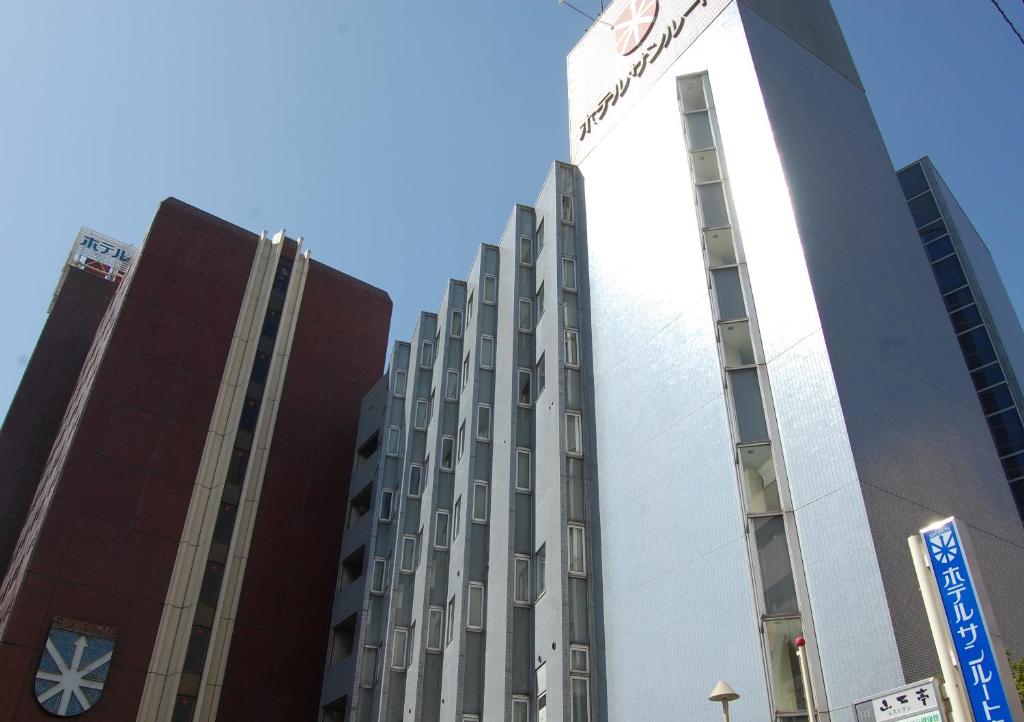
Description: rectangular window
xmin=516 ymin=448 xmax=532 ymax=492
xmin=370 ymin=558 xmax=387 ymax=594
xmin=697 ymin=182 xmax=730 ymax=229
xmin=427 ymin=607 xmax=444 ymax=652
xmin=379 ymin=489 xmax=394 ymax=522
xmin=414 ymin=400 xmax=429 ymax=430
xmin=729 ymin=368 xmax=769 ymax=443
xmin=565 ymin=330 xmax=580 ymax=367
xmin=561 ymin=194 xmax=574 ymax=224
xmin=753 ymin=516 xmax=799 ymax=616
xmin=441 ymin=436 xmax=455 ymax=471
xmin=766 ymin=618 xmax=807 ymax=712
xmin=563 ymin=257 xmax=577 ymax=291
xmin=434 ymin=510 xmax=450 ymax=550
xmin=386 ymin=427 xmax=401 ymax=457
xmin=520 ymin=236 xmax=533 ymax=266
xmin=394 ymin=369 xmax=407 ymax=397
xmin=467 ymin=583 xmax=485 ymax=630
xmin=428 ymin=389 xmax=435 ymax=422
xmin=477 ymin=404 xmax=492 ymax=441
xmin=512 ymin=696 xmax=530 ymax=722
xmin=408 ymin=464 xmax=423 ymax=498
xmin=481 ymin=336 xmax=495 ymax=369
xmin=360 ymin=646 xmax=378 ymax=688
xmin=451 ymin=309 xmax=464 ymax=338
xmin=400 ymin=535 xmax=416 ymax=573
xmin=391 ymin=627 xmax=408 ymax=670
xmin=712 ymin=267 xmax=746 ymax=321
xmin=458 ymin=421 xmax=466 ymax=460
xmin=421 ymin=340 xmax=434 ymax=368
xmin=566 ymin=412 xmax=583 ymax=455
xmin=537 ymin=220 xmax=545 ymax=253
xmin=570 ymin=646 xmax=589 ymax=674
xmin=518 ymin=369 xmax=533 ymax=407
xmin=446 ymin=370 xmax=460 ymax=401
xmin=462 ymin=353 xmax=470 ymax=389
xmin=453 ymin=497 xmax=462 ymax=540
xmin=472 ymin=481 xmax=489 ymax=523
xmin=721 ymin=320 xmax=755 ymax=368
xmin=536 ymin=283 xmax=545 ymax=323
xmin=514 ymin=555 xmax=531 ymax=605
xmin=568 ymin=524 xmax=586 ymax=576
xmin=535 ymin=544 xmax=546 ymax=599
xmin=570 ymin=676 xmax=590 ymax=722
xmin=467 ymin=291 xmax=474 ymax=322
xmin=739 ymin=444 xmax=781 ymax=514
xmin=685 ymin=109 xmax=715 ymax=151
xmin=446 ymin=597 xmax=456 ymax=645
xmin=483 ymin=274 xmax=497 ymax=304
xmin=704 ymin=227 xmax=736 ymax=267
xmin=518 ymin=299 xmax=533 ymax=332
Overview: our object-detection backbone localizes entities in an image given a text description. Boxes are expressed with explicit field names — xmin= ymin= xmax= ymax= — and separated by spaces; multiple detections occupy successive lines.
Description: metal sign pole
xmin=908 ymin=534 xmax=974 ymax=722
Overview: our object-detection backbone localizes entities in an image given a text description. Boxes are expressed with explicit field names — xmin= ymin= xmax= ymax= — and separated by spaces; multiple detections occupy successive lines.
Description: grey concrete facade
xmin=320 ymin=2 xmax=1024 ymax=722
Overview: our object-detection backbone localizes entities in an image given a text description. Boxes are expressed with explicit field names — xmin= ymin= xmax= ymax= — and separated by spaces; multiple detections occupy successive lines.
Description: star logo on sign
xmin=35 ymin=627 xmax=114 ymax=717
xmin=611 ymin=0 xmax=659 ymax=55
xmin=928 ymin=529 xmax=959 ymax=564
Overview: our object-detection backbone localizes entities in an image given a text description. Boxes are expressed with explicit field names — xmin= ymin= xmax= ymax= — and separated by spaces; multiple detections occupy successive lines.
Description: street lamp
xmin=708 ymin=681 xmax=740 ymax=722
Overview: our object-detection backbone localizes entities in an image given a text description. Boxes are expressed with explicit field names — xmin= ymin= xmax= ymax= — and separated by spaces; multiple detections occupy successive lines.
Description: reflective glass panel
xmin=704 ymin=227 xmax=737 ymax=267
xmin=729 ymin=368 xmax=769 ymax=443
xmin=697 ymin=182 xmax=730 ymax=229
xmin=766 ymin=618 xmax=806 ymax=712
xmin=712 ymin=267 xmax=746 ymax=321
xmin=897 ymin=163 xmax=929 ymax=200
xmin=924 ymin=235 xmax=955 ymax=262
xmin=685 ymin=110 xmax=715 ymax=150
xmin=691 ymin=148 xmax=722 ymax=184
xmin=740 ymin=444 xmax=781 ymax=513
xmin=908 ymin=191 xmax=941 ymax=228
xmin=753 ymin=516 xmax=799 ymax=615
xmin=721 ymin=321 xmax=755 ymax=367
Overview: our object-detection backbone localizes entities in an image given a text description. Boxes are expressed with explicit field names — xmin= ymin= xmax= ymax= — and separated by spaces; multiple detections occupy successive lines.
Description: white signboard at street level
xmin=854 ymin=679 xmax=944 ymax=722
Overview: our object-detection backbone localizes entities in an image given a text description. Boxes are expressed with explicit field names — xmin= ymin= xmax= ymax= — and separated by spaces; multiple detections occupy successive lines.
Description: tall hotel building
xmin=320 ymin=2 xmax=1024 ymax=722
xmin=0 ymin=199 xmax=391 ymax=721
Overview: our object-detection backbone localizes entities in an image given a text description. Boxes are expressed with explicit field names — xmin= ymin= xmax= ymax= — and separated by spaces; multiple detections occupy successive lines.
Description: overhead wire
xmin=989 ymin=0 xmax=1024 ymax=46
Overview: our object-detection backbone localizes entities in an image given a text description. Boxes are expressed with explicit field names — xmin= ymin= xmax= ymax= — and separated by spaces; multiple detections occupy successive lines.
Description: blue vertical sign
xmin=921 ymin=518 xmax=1011 ymax=722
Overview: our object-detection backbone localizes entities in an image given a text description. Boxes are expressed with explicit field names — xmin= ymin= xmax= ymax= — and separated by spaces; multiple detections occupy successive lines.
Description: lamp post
xmin=708 ymin=681 xmax=740 ymax=722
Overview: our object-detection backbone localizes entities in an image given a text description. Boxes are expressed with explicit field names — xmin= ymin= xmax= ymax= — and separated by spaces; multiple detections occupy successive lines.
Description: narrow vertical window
xmin=441 ymin=436 xmax=455 ymax=470
xmin=466 ymin=291 xmax=474 ymax=323
xmin=563 ymin=257 xmax=578 ymax=291
xmin=477 ymin=404 xmax=492 ymax=441
xmin=394 ymin=369 xmax=407 ymax=397
xmin=483 ymin=274 xmax=497 ymax=304
xmin=414 ymin=400 xmax=429 ymax=430
xmin=391 ymin=627 xmax=408 ymax=670
xmin=729 ymin=368 xmax=769 ymax=443
xmin=516 ymin=448 xmax=532 ymax=492
xmin=451 ymin=309 xmax=464 ymax=338
xmin=386 ymin=427 xmax=401 ymax=457
xmin=518 ymin=369 xmax=533 ymax=407
xmin=446 ymin=597 xmax=456 ymax=645
xmin=472 ymin=481 xmax=489 ymax=523
xmin=518 ymin=299 xmax=533 ymax=332
xmin=570 ymin=646 xmax=589 ymax=674
xmin=481 ymin=336 xmax=495 ymax=369
xmin=536 ymin=353 xmax=546 ymax=396
xmin=427 ymin=607 xmax=444 ymax=652
xmin=379 ymin=489 xmax=394 ymax=522
xmin=570 ymin=676 xmax=590 ymax=722
xmin=370 ymin=558 xmax=387 ymax=594
xmin=536 ymin=220 xmax=545 ymax=253
xmin=421 ymin=339 xmax=434 ymax=368
xmin=566 ymin=412 xmax=583 ymax=455
xmin=462 ymin=353 xmax=470 ymax=389
xmin=512 ymin=696 xmax=530 ymax=722
xmin=560 ymin=194 xmax=574 ymax=224
xmin=360 ymin=646 xmax=378 ymax=688
xmin=400 ymin=535 xmax=416 ymax=573
xmin=446 ymin=369 xmax=460 ymax=401
xmin=408 ymin=464 xmax=423 ymax=498
xmin=434 ymin=510 xmax=450 ymax=550
xmin=458 ymin=421 xmax=466 ymax=460
xmin=568 ymin=524 xmax=586 ymax=576
xmin=514 ymin=555 xmax=531 ymax=605
xmin=519 ymin=236 xmax=533 ymax=266
xmin=535 ymin=544 xmax=546 ymax=599
xmin=467 ymin=583 xmax=485 ymax=630
xmin=565 ymin=329 xmax=580 ymax=367
xmin=452 ymin=497 xmax=462 ymax=540
xmin=536 ymin=283 xmax=545 ymax=323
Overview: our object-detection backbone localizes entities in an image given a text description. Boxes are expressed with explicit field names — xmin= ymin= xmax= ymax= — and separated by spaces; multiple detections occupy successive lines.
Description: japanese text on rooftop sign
xmin=921 ymin=518 xmax=1011 ymax=722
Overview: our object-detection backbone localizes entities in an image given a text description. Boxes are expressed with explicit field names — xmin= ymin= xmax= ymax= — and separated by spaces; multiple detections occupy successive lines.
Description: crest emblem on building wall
xmin=611 ymin=0 xmax=659 ymax=55
xmin=35 ymin=618 xmax=116 ymax=717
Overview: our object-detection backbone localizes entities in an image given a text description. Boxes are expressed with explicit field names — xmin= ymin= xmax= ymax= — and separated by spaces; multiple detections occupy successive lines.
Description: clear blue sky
xmin=1 ymin=1 xmax=1022 ymax=419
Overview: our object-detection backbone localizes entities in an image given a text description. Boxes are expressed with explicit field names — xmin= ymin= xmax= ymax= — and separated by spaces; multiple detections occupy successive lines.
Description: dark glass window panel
xmin=971 ymin=363 xmax=1005 ymax=391
xmin=1009 ymin=480 xmax=1024 ymax=518
xmin=1000 ymin=452 xmax=1024 ymax=482
xmin=950 ymin=304 xmax=983 ymax=334
xmin=918 ymin=220 xmax=948 ymax=244
xmin=908 ymin=192 xmax=941 ymax=228
xmin=925 ymin=236 xmax=955 ymax=262
xmin=261 ymin=308 xmax=281 ymax=340
xmin=943 ymin=286 xmax=975 ymax=313
xmin=898 ymin=164 xmax=929 ymax=199
xmin=199 ymin=562 xmax=224 ymax=606
xmin=273 ymin=258 xmax=293 ymax=292
xmin=226 ymin=449 xmax=249 ymax=488
xmin=183 ymin=627 xmax=210 ymax=674
xmin=987 ymin=408 xmax=1024 ymax=457
xmin=212 ymin=504 xmax=238 ymax=545
xmin=932 ymin=256 xmax=968 ymax=295
xmin=250 ymin=351 xmax=271 ymax=387
xmin=697 ymin=182 xmax=730 ymax=229
xmin=729 ymin=368 xmax=769 ymax=443
xmin=752 ymin=516 xmax=799 ymax=616
xmin=239 ymin=397 xmax=261 ymax=433
xmin=712 ymin=267 xmax=746 ymax=321
xmin=171 ymin=697 xmax=196 ymax=722
xmin=979 ymin=383 xmax=1015 ymax=416
xmin=957 ymin=326 xmax=996 ymax=370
